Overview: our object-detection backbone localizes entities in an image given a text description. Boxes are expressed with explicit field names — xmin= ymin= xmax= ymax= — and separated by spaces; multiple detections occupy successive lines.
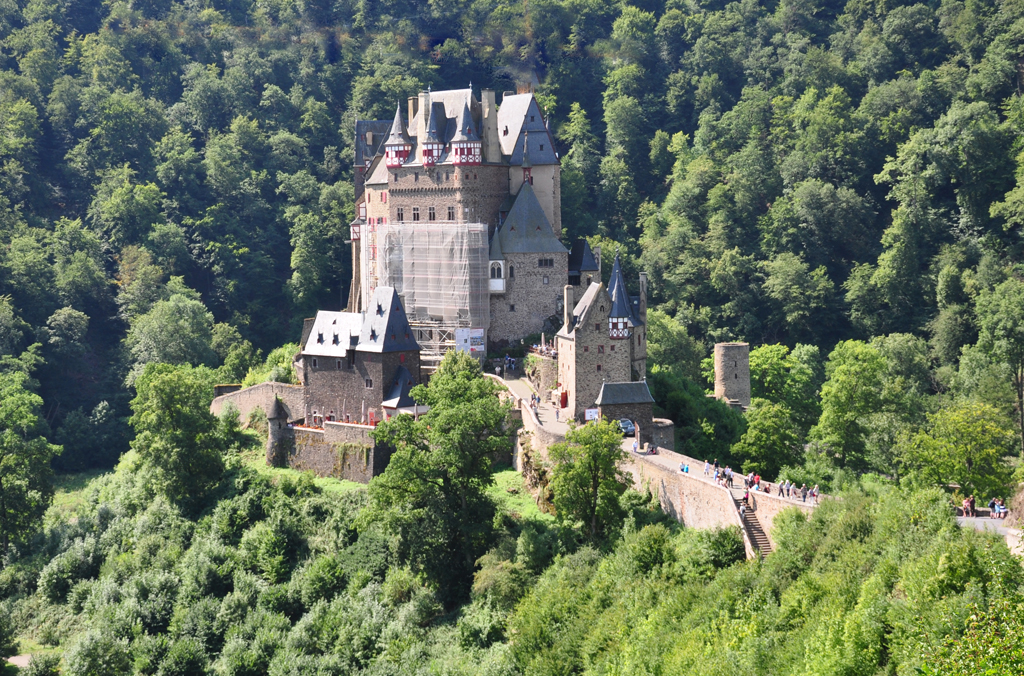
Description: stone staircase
xmin=730 ymin=488 xmax=773 ymax=556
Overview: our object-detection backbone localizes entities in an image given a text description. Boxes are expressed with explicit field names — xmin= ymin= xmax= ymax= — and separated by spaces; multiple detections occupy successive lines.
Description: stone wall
xmin=489 ymin=251 xmax=567 ymax=345
xmin=598 ymin=402 xmax=653 ymax=445
xmin=211 ymin=382 xmax=304 ymax=422
xmin=276 ymin=422 xmax=389 ymax=484
xmin=650 ymin=418 xmax=675 ymax=451
xmin=746 ymin=490 xmax=815 ymax=547
xmin=626 ymin=455 xmax=755 ymax=559
xmin=526 ymin=353 xmax=558 ymax=394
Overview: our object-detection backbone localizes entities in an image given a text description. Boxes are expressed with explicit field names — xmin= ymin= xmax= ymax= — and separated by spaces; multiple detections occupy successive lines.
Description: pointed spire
xmin=423 ymin=102 xmax=441 ymax=143
xmin=451 ymin=100 xmax=479 ymax=142
xmin=607 ymin=251 xmax=633 ymax=322
xmin=386 ymin=105 xmax=408 ymax=144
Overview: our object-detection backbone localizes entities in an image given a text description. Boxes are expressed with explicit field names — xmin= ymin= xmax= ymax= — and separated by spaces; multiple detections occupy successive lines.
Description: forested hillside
xmin=5 ymin=0 xmax=1024 ymax=671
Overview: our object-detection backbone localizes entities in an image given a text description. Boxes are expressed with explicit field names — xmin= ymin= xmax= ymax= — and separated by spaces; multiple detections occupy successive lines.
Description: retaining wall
xmin=650 ymin=418 xmax=675 ymax=451
xmin=211 ymin=382 xmax=304 ymax=422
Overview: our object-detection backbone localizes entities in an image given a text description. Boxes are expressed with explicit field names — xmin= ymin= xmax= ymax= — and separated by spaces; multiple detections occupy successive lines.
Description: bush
xmin=37 ymin=536 xmax=103 ymax=602
xmin=63 ymin=629 xmax=131 ymax=676
xmin=0 ymin=603 xmax=16 ymax=659
xmin=21 ymin=653 xmax=62 ymax=676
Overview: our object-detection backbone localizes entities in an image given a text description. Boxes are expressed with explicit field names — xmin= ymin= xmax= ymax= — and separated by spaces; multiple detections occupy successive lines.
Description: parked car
xmin=618 ymin=419 xmax=636 ymax=437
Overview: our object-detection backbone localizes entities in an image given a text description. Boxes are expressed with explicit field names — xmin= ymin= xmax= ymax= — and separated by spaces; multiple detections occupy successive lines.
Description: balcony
xmin=489 ymin=278 xmax=505 ymax=293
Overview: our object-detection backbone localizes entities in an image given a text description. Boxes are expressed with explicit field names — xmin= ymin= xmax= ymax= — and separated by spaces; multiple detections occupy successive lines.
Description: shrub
xmin=63 ymin=629 xmax=131 ymax=676
xmin=38 ymin=536 xmax=102 ymax=602
xmin=20 ymin=653 xmax=62 ymax=676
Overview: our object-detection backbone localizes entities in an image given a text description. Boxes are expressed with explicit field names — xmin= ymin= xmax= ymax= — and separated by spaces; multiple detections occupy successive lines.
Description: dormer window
xmin=317 ymin=332 xmax=324 ymax=344
xmin=377 ymin=303 xmax=384 ymax=315
xmin=370 ymin=329 xmax=378 ymax=341
xmin=332 ymin=334 xmax=339 ymax=345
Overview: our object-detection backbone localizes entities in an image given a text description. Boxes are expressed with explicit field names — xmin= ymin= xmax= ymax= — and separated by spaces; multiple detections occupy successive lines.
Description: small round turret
xmin=713 ymin=342 xmax=750 ymax=409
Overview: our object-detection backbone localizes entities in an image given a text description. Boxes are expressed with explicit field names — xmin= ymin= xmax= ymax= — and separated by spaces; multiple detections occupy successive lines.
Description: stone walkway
xmin=6 ymin=655 xmax=31 ymax=668
xmin=502 ymin=375 xmax=570 ymax=436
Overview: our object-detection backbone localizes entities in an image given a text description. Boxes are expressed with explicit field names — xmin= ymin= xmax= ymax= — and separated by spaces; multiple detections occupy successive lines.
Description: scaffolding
xmin=377 ymin=220 xmax=490 ymax=369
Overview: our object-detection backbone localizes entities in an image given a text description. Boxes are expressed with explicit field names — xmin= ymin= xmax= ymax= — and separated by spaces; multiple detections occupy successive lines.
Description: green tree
xmin=362 ymin=351 xmax=515 ymax=603
xmin=900 ymin=402 xmax=1013 ymax=500
xmin=731 ymin=398 xmax=801 ymax=478
xmin=549 ymin=419 xmax=630 ymax=541
xmin=0 ymin=369 xmax=60 ymax=554
xmin=811 ymin=340 xmax=886 ymax=469
xmin=976 ymin=276 xmax=1024 ymax=457
xmin=124 ymin=282 xmax=217 ymax=384
xmin=128 ymin=363 xmax=225 ymax=509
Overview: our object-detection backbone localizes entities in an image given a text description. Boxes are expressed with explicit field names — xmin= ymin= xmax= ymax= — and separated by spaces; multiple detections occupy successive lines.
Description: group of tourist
xmin=960 ymin=495 xmax=1011 ymax=519
xmin=696 ymin=459 xmax=819 ymax=504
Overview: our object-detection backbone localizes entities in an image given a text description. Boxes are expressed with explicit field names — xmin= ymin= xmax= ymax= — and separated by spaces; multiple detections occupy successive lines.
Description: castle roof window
xmin=496 ymin=183 xmax=568 ymax=255
xmin=304 ymin=311 xmax=363 ymax=357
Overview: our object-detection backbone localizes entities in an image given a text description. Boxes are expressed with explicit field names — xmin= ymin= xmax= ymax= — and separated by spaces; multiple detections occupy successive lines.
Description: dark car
xmin=618 ymin=419 xmax=636 ymax=437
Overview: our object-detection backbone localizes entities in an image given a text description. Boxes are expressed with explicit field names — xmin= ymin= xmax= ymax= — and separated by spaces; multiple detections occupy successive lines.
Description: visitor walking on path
xmin=801 ymin=484 xmax=808 ymax=502
xmin=704 ymin=460 xmax=710 ymax=476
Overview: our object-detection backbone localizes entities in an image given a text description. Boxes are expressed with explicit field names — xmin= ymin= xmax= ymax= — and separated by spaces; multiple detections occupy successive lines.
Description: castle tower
xmin=451 ymin=100 xmax=482 ymax=166
xmin=713 ymin=342 xmax=750 ymax=410
xmin=266 ymin=395 xmax=289 ymax=467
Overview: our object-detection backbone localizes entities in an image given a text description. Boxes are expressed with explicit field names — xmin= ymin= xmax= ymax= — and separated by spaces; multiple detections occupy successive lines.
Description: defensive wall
xmin=626 ymin=453 xmax=756 ymax=559
xmin=267 ymin=422 xmax=389 ymax=484
xmin=745 ymin=486 xmax=816 ymax=540
xmin=211 ymin=382 xmax=304 ymax=422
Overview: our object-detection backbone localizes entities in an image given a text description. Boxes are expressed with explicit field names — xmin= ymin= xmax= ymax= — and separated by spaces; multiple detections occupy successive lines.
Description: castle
xmin=349 ymin=87 xmax=597 ymax=367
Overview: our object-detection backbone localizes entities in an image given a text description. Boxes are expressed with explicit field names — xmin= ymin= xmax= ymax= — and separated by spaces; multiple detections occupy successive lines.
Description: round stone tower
xmin=713 ymin=342 xmax=750 ymax=410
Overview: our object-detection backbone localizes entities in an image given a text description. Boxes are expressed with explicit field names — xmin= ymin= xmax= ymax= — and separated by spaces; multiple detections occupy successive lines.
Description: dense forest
xmin=5 ymin=0 xmax=1024 ymax=669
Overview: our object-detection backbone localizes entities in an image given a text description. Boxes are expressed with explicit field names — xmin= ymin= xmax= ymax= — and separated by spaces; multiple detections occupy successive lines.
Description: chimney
xmin=481 ymin=89 xmax=500 ymax=164
xmin=563 ymin=285 xmax=573 ymax=332
xmin=639 ymin=271 xmax=648 ymax=324
xmin=417 ymin=90 xmax=430 ymax=161
xmin=594 ymin=246 xmax=602 ymax=282
xmin=407 ymin=96 xmax=418 ymax=130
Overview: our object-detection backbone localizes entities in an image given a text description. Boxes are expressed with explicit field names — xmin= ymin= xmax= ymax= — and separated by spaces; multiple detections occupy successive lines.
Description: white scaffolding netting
xmin=377 ymin=222 xmax=489 ymax=360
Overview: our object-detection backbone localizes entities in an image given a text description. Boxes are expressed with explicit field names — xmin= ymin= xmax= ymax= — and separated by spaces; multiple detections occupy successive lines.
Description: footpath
xmin=496 ymin=373 xmax=817 ymax=556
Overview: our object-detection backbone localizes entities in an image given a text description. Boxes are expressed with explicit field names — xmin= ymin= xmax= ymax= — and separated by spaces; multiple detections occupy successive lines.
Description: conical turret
xmin=452 ymin=100 xmax=482 ymax=166
xmin=607 ymin=251 xmax=634 ymax=340
xmin=421 ymin=101 xmax=444 ymax=166
xmin=384 ymin=106 xmax=411 ymax=168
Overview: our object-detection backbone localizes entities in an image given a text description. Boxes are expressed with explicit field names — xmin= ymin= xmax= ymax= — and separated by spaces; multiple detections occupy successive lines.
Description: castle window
xmin=530 ymin=115 xmax=535 ymax=122
xmin=503 ymin=126 xmax=508 ymax=136
xmin=317 ymin=332 xmax=324 ymax=344
xmin=428 ymin=206 xmax=436 ymax=221
xmin=543 ymin=275 xmax=549 ymax=285
xmin=400 ymin=353 xmax=405 ymax=363
xmin=348 ymin=352 xmax=355 ymax=367
xmin=491 ymin=263 xmax=502 ymax=279
xmin=365 ymin=378 xmax=373 ymax=389
xmin=598 ymin=345 xmax=604 ymax=354
xmin=312 ymin=358 xmax=318 ymax=368
xmin=584 ymin=346 xmax=589 ymax=352
xmin=336 ymin=360 xmax=342 ymax=369
xmin=509 ymin=266 xmax=514 ymax=278
xmin=509 ymin=304 xmax=516 ymax=312
xmin=414 ymin=173 xmax=419 ymax=182
xmin=735 ymin=373 xmax=738 ymax=379
xmin=381 ymin=191 xmax=386 ymax=202
xmin=597 ymin=364 xmax=602 ymax=372
xmin=540 ymin=144 xmax=544 ymax=151
xmin=596 ymin=323 xmax=600 ymax=331
xmin=448 ymin=206 xmax=455 ymax=220
xmin=397 ymin=207 xmax=405 ymax=221
xmin=412 ymin=207 xmax=420 ymax=221
xmin=445 ymin=172 xmax=449 ymax=180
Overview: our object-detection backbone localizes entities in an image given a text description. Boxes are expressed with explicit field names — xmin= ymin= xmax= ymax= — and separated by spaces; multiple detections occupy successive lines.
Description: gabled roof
xmin=382 ymin=364 xmax=417 ymax=409
xmin=364 ymin=153 xmax=389 ymax=186
xmin=385 ymin=106 xmax=408 ymax=145
xmin=496 ymin=183 xmax=568 ymax=254
xmin=557 ymin=281 xmax=603 ymax=338
xmin=303 ymin=311 xmax=363 ymax=357
xmin=568 ymin=240 xmax=599 ymax=273
xmin=497 ymin=94 xmax=534 ymax=156
xmin=355 ymin=120 xmax=392 ymax=167
xmin=357 ymin=287 xmax=421 ymax=353
xmin=595 ymin=381 xmax=655 ymax=406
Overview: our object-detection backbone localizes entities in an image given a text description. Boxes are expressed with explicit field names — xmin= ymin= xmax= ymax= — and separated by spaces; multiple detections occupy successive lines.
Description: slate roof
xmin=607 ymin=252 xmax=642 ymax=326
xmin=364 ymin=154 xmax=389 ymax=186
xmin=355 ymin=120 xmax=392 ymax=167
xmin=357 ymin=287 xmax=421 ymax=353
xmin=557 ymin=281 xmax=602 ymax=338
xmin=385 ymin=106 xmax=408 ymax=144
xmin=450 ymin=101 xmax=480 ymax=143
xmin=489 ymin=231 xmax=504 ymax=260
xmin=568 ymin=240 xmax=599 ymax=273
xmin=594 ymin=381 xmax=655 ymax=406
xmin=496 ymin=183 xmax=568 ymax=254
xmin=382 ymin=364 xmax=417 ymax=409
xmin=496 ymin=94 xmax=534 ymax=156
xmin=303 ymin=311 xmax=363 ymax=357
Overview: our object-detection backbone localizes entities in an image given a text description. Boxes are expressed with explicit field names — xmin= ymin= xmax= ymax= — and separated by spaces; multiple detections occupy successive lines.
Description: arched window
xmin=509 ymin=265 xmax=515 ymax=278
xmin=490 ymin=263 xmax=502 ymax=279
